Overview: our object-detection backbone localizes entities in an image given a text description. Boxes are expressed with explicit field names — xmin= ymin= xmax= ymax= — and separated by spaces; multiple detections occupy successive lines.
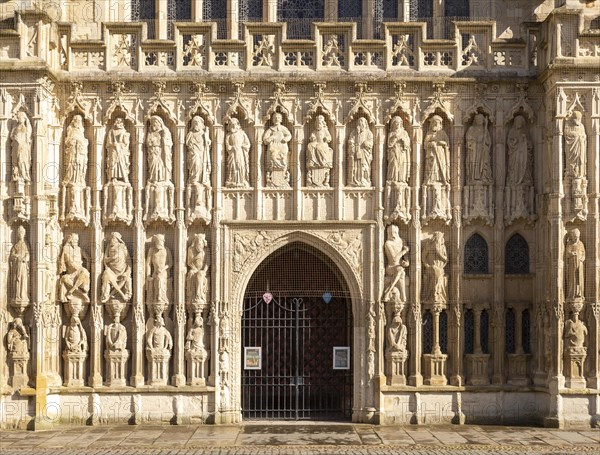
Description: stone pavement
xmin=0 ymin=423 xmax=598 ymax=454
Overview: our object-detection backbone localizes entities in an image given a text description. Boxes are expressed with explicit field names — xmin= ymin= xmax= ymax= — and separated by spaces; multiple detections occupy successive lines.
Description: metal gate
xmin=241 ymin=242 xmax=353 ymax=420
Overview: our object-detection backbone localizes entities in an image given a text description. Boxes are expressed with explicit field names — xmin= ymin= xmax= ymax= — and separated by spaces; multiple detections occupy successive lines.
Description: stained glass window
xmin=505 ymin=234 xmax=529 ymax=274
xmin=464 ymin=234 xmax=489 ymax=274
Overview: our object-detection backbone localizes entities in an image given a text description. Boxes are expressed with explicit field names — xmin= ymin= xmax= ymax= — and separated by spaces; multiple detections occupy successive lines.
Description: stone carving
xmin=564 ymin=312 xmax=587 ymax=353
xmin=564 ymin=228 xmax=585 ymax=302
xmin=146 ymin=314 xmax=173 ymax=386
xmin=384 ymin=116 xmax=412 ymax=222
xmin=386 ymin=311 xmax=407 ymax=354
xmin=104 ymin=118 xmax=133 ymax=224
xmin=145 ymin=115 xmax=175 ymax=223
xmin=263 ymin=112 xmax=292 ymax=187
xmin=146 ymin=234 xmax=173 ymax=318
xmin=348 ymin=117 xmax=374 ymax=187
xmin=464 ymin=113 xmax=493 ymax=224
xmin=563 ymin=110 xmax=588 ymax=221
xmin=253 ymin=35 xmax=275 ymax=67
xmin=63 ymin=314 xmax=87 ymax=386
xmin=185 ymin=313 xmax=208 ymax=386
xmin=186 ymin=233 xmax=209 ymax=308
xmin=7 ymin=317 xmax=30 ymax=387
xmin=422 ymin=232 xmax=448 ymax=305
xmin=101 ymin=232 xmax=132 ymax=304
xmin=422 ymin=115 xmax=451 ymax=223
xmin=322 ymin=35 xmax=342 ymax=67
xmin=61 ymin=114 xmax=91 ymax=225
xmin=232 ymin=230 xmax=274 ymax=273
xmin=9 ymin=226 xmax=30 ymax=315
xmin=505 ymin=115 xmax=534 ymax=224
xmin=10 ymin=111 xmax=32 ymax=183
xmin=563 ymin=309 xmax=588 ymax=389
xmin=465 ymin=114 xmax=492 ymax=184
xmin=564 ymin=111 xmax=587 ymax=180
xmin=186 ymin=115 xmax=212 ymax=224
xmin=306 ymin=115 xmax=334 ymax=187
xmin=106 ymin=320 xmax=127 ymax=352
xmin=58 ymin=233 xmax=91 ymax=316
xmin=382 ymin=225 xmax=409 ymax=305
xmin=225 ymin=118 xmax=251 ymax=188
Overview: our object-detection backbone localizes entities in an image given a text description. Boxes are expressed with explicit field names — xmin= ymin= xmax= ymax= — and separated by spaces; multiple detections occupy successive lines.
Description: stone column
xmin=362 ymin=0 xmax=374 ymax=38
xmin=192 ymin=0 xmax=204 ymax=21
xmin=265 ymin=0 xmax=277 ymax=22
xmin=408 ymin=120 xmax=423 ymax=387
xmin=131 ymin=123 xmax=146 ymax=388
xmin=325 ymin=0 xmax=337 ymax=20
xmin=294 ymin=125 xmax=303 ymax=220
xmin=228 ymin=0 xmax=239 ymax=40
xmin=335 ymin=123 xmax=345 ymax=220
xmin=89 ymin=122 xmax=106 ymax=387
xmin=172 ymin=125 xmax=187 ymax=387
xmin=0 ymin=90 xmax=10 ymax=389
xmin=433 ymin=0 xmax=445 ymax=38
xmin=156 ymin=0 xmax=168 ymax=40
xmin=254 ymin=124 xmax=264 ymax=219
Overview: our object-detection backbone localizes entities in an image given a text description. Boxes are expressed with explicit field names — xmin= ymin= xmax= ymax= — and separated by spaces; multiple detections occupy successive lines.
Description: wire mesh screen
xmin=132 ymin=0 xmax=156 ymax=39
xmin=522 ymin=309 xmax=531 ymax=354
xmin=338 ymin=0 xmax=362 ymax=38
xmin=480 ymin=309 xmax=489 ymax=354
xmin=464 ymin=234 xmax=489 ymax=274
xmin=505 ymin=309 xmax=516 ymax=354
xmin=204 ymin=0 xmax=228 ymax=38
xmin=464 ymin=309 xmax=474 ymax=354
xmin=440 ymin=310 xmax=448 ymax=354
xmin=505 ymin=234 xmax=529 ymax=274
xmin=422 ymin=311 xmax=433 ymax=354
xmin=278 ymin=0 xmax=325 ymax=39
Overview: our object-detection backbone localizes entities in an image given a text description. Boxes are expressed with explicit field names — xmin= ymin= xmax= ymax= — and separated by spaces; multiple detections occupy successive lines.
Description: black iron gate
xmin=241 ymin=291 xmax=352 ymax=420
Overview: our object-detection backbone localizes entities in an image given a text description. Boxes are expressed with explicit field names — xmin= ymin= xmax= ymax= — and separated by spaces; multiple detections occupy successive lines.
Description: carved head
xmin=153 ymin=234 xmax=165 ymax=249
xmin=194 ymin=232 xmax=206 ymax=247
xmin=514 ymin=115 xmax=526 ymax=129
xmin=386 ymin=224 xmax=400 ymax=241
xmin=272 ymin=112 xmax=282 ymax=125
xmin=474 ymin=113 xmax=485 ymax=126
xmin=71 ymin=114 xmax=83 ymax=129
xmin=16 ymin=111 xmax=28 ymax=125
xmin=12 ymin=317 xmax=24 ymax=330
xmin=191 ymin=115 xmax=205 ymax=132
xmin=68 ymin=233 xmax=79 ymax=246
xmin=16 ymin=225 xmax=26 ymax=240
xmin=228 ymin=118 xmax=241 ymax=132
xmin=155 ymin=314 xmax=165 ymax=327
xmin=150 ymin=115 xmax=165 ymax=132
xmin=429 ymin=115 xmax=443 ymax=132
xmin=569 ymin=228 xmax=581 ymax=243
xmin=316 ymin=115 xmax=326 ymax=130
xmin=432 ymin=231 xmax=444 ymax=245
xmin=571 ymin=110 xmax=583 ymax=124
xmin=357 ymin=117 xmax=368 ymax=131
xmin=391 ymin=116 xmax=404 ymax=131
xmin=114 ymin=118 xmax=125 ymax=129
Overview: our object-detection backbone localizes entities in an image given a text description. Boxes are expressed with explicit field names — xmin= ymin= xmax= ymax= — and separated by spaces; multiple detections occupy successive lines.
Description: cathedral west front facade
xmin=0 ymin=0 xmax=599 ymax=429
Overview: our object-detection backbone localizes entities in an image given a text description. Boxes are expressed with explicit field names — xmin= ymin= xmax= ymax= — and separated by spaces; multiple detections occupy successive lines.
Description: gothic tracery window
xmin=505 ymin=234 xmax=529 ymax=274
xmin=279 ymin=0 xmax=325 ymax=39
xmin=464 ymin=234 xmax=489 ymax=274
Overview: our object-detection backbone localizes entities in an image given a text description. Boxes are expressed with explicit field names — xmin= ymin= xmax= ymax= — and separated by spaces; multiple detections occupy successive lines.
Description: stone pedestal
xmin=307 ymin=168 xmax=331 ymax=187
xmin=423 ymin=353 xmax=447 ymax=385
xmin=466 ymin=353 xmax=490 ymax=385
xmin=61 ymin=183 xmax=91 ymax=225
xmin=103 ymin=180 xmax=133 ymax=224
xmin=385 ymin=351 xmax=407 ymax=386
xmin=147 ymin=350 xmax=171 ymax=386
xmin=385 ymin=182 xmax=411 ymax=224
xmin=9 ymin=351 xmax=29 ymax=388
xmin=105 ymin=350 xmax=129 ymax=387
xmin=145 ymin=181 xmax=174 ymax=223
xmin=463 ymin=184 xmax=493 ymax=224
xmin=186 ymin=350 xmax=208 ymax=386
xmin=564 ymin=349 xmax=587 ymax=389
xmin=507 ymin=353 xmax=531 ymax=386
xmin=266 ymin=169 xmax=290 ymax=188
xmin=63 ymin=351 xmax=87 ymax=387
xmin=186 ymin=183 xmax=211 ymax=224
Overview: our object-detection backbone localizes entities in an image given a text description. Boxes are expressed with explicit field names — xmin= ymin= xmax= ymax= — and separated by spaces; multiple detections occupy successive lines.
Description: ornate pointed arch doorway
xmin=241 ymin=242 xmax=353 ymax=420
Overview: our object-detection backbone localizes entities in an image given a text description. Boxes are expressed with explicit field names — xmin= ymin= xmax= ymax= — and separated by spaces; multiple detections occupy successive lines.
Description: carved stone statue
xmin=9 ymin=226 xmax=29 ymax=310
xmin=383 ymin=224 xmax=409 ymax=304
xmin=422 ymin=232 xmax=448 ymax=305
xmin=306 ymin=115 xmax=334 ymax=187
xmin=507 ymin=115 xmax=532 ymax=186
xmin=65 ymin=315 xmax=87 ymax=354
xmin=146 ymin=234 xmax=172 ymax=315
xmin=106 ymin=320 xmax=127 ymax=352
xmin=185 ymin=313 xmax=208 ymax=385
xmin=564 ymin=228 xmax=585 ymax=301
xmin=61 ymin=114 xmax=90 ymax=224
xmin=146 ymin=314 xmax=173 ymax=386
xmin=106 ymin=118 xmax=131 ymax=183
xmin=10 ymin=111 xmax=32 ymax=183
xmin=7 ymin=317 xmax=29 ymax=356
xmin=225 ymin=118 xmax=251 ymax=188
xmin=7 ymin=317 xmax=29 ymax=387
xmin=386 ymin=311 xmax=407 ymax=355
xmin=387 ymin=116 xmax=411 ymax=184
xmin=564 ymin=312 xmax=587 ymax=352
xmin=186 ymin=233 xmax=209 ymax=307
xmin=424 ymin=115 xmax=450 ymax=185
xmin=185 ymin=116 xmax=212 ymax=224
xmin=101 ymin=232 xmax=132 ymax=303
xmin=104 ymin=118 xmax=133 ymax=224
xmin=147 ymin=115 xmax=173 ymax=183
xmin=564 ymin=111 xmax=587 ymax=180
xmin=465 ymin=113 xmax=492 ymax=184
xmin=144 ymin=115 xmax=175 ymax=223
xmin=58 ymin=233 xmax=90 ymax=306
xmin=263 ymin=112 xmax=292 ymax=187
xmin=422 ymin=115 xmax=451 ymax=222
xmin=348 ymin=117 xmax=373 ymax=187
